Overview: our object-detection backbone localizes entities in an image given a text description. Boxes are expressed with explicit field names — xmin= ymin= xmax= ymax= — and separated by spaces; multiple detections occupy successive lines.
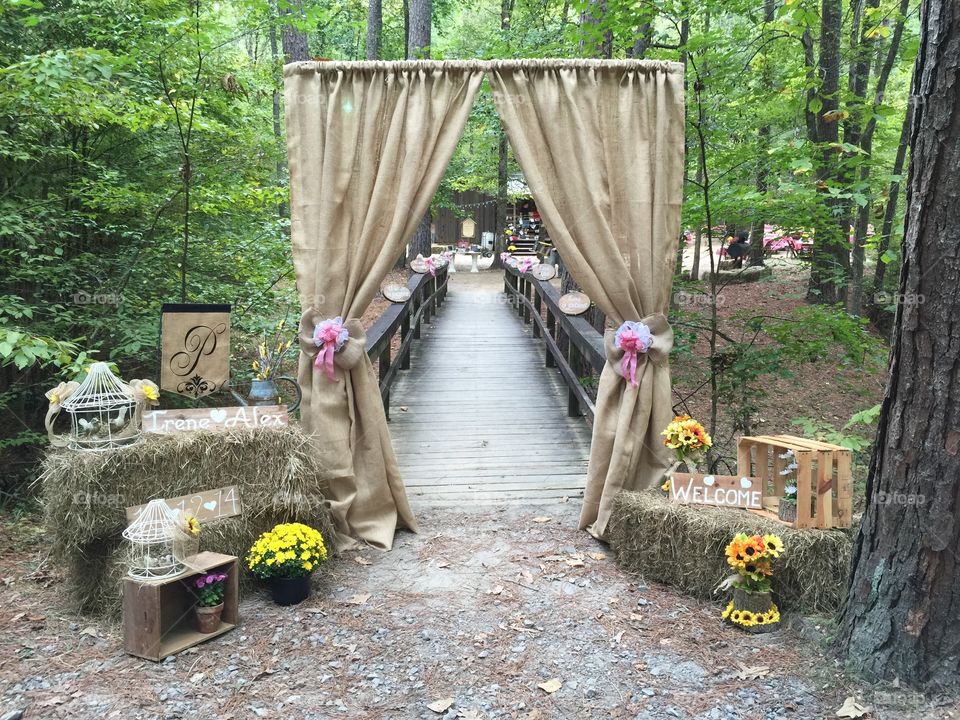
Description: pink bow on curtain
xmin=424 ymin=256 xmax=437 ymax=277
xmin=313 ymin=316 xmax=349 ymax=381
xmin=614 ymin=321 xmax=653 ymax=388
xmin=519 ymin=257 xmax=535 ymax=273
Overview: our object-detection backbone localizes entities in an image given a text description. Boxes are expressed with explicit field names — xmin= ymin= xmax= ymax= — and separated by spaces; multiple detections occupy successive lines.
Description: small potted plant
xmin=190 ymin=572 xmax=229 ymax=633
xmin=719 ymin=533 xmax=785 ymax=633
xmin=246 ymin=522 xmax=329 ymax=606
xmin=778 ymin=484 xmax=798 ymax=522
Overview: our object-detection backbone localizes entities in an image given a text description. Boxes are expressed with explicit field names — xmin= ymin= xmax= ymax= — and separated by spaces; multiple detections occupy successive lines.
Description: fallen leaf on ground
xmin=566 ymin=558 xmax=585 ymax=568
xmin=399 ymin=406 xmax=408 ymax=412
xmin=354 ymin=556 xmax=373 ymax=566
xmin=427 ymin=697 xmax=455 ymax=713
xmin=79 ymin=626 xmax=98 ymax=638
xmin=487 ymin=585 xmax=504 ymax=595
xmin=612 ymin=630 xmax=625 ymax=644
xmin=27 ymin=614 xmax=45 ymax=622
xmin=537 ymin=678 xmax=562 ymax=694
xmin=531 ymin=516 xmax=551 ymax=523
xmin=437 ymin=561 xmax=451 ymax=568
xmin=190 ymin=672 xmax=205 ymax=683
xmin=345 ymin=593 xmax=371 ymax=605
xmin=736 ymin=664 xmax=770 ymax=680
xmin=457 ymin=710 xmax=484 ymax=720
xmin=37 ymin=697 xmax=67 ymax=708
xmin=11 ymin=612 xmax=26 ymax=622
xmin=836 ymin=696 xmax=870 ymax=718
xmin=253 ymin=667 xmax=276 ymax=681
xmin=629 ymin=612 xmax=644 ymax=621
xmin=304 ymin=607 xmax=326 ymax=615
xmin=589 ymin=552 xmax=607 ymax=561
xmin=516 ymin=570 xmax=534 ymax=584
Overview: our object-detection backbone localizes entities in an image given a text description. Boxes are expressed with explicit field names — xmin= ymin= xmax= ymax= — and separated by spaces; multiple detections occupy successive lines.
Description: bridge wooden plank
xmin=389 ymin=273 xmax=592 ymax=506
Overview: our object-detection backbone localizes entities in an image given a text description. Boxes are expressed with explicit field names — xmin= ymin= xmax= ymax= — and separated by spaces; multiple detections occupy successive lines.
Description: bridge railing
xmin=502 ymin=264 xmax=605 ymax=421
xmin=366 ymin=264 xmax=448 ymax=419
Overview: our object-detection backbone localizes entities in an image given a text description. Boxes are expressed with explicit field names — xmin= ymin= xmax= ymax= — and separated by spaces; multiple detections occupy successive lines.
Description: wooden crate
xmin=123 ymin=551 xmax=239 ymax=661
xmin=737 ymin=435 xmax=853 ymax=529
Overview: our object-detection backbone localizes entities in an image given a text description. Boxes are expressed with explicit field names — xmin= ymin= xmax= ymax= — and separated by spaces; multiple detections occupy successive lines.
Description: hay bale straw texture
xmin=608 ymin=491 xmax=854 ymax=614
xmin=40 ymin=426 xmax=336 ymax=617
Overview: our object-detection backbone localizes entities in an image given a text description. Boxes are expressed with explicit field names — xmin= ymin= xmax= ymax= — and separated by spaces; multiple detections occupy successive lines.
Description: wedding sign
xmin=559 ymin=291 xmax=591 ymax=316
xmin=669 ymin=473 xmax=763 ymax=510
xmin=143 ymin=405 xmax=288 ymax=434
xmin=532 ymin=264 xmax=557 ymax=281
xmin=126 ymin=486 xmax=242 ymax=524
xmin=160 ymin=304 xmax=231 ymax=399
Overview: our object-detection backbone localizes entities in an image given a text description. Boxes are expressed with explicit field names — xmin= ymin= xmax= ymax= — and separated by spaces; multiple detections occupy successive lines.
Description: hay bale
xmin=608 ymin=491 xmax=854 ymax=614
xmin=40 ymin=426 xmax=337 ymax=617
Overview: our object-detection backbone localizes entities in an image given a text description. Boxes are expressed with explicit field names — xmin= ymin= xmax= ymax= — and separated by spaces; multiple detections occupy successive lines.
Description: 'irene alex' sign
xmin=143 ymin=405 xmax=288 ymax=434
xmin=669 ymin=473 xmax=763 ymax=510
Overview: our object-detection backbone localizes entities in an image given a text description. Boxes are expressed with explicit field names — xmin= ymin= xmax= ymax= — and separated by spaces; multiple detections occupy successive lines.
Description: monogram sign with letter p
xmin=160 ymin=304 xmax=231 ymax=399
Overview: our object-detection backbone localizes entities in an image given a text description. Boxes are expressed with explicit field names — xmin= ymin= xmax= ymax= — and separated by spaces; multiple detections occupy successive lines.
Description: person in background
xmin=726 ymin=231 xmax=749 ymax=268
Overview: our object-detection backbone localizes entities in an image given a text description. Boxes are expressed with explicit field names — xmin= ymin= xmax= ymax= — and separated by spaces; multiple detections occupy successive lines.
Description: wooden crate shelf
xmin=123 ymin=551 xmax=239 ymax=661
xmin=738 ymin=435 xmax=853 ymax=529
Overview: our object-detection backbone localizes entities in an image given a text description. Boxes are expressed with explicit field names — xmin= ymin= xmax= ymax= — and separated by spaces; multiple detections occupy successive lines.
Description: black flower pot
xmin=269 ymin=574 xmax=311 ymax=606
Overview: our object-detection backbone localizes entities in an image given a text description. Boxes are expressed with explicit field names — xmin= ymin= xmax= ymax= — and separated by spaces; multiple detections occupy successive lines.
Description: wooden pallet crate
xmin=737 ymin=435 xmax=853 ymax=529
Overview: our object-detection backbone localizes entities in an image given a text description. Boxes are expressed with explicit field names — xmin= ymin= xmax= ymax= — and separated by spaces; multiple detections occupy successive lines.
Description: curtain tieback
xmin=605 ymin=315 xmax=673 ymax=387
xmin=299 ymin=311 xmax=367 ymax=382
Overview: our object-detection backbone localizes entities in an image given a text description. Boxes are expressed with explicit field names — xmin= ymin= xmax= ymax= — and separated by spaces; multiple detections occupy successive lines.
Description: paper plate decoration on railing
xmin=381 ymin=283 xmax=412 ymax=303
xmin=45 ymin=362 xmax=157 ymax=451
xmin=532 ymin=264 xmax=556 ymax=281
xmin=558 ymin=291 xmax=591 ymax=316
xmin=410 ymin=254 xmax=429 ymax=274
xmin=122 ymin=499 xmax=197 ymax=580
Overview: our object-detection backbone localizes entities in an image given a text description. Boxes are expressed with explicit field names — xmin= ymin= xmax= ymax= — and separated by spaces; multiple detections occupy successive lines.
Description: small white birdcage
xmin=59 ymin=362 xmax=140 ymax=451
xmin=122 ymin=499 xmax=195 ymax=580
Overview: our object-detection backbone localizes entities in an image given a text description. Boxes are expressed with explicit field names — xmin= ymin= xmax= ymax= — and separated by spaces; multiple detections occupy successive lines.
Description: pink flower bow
xmin=424 ymin=256 xmax=437 ymax=277
xmin=313 ymin=317 xmax=349 ymax=381
xmin=519 ymin=257 xmax=535 ymax=273
xmin=500 ymin=252 xmax=511 ymax=263
xmin=614 ymin=321 xmax=653 ymax=388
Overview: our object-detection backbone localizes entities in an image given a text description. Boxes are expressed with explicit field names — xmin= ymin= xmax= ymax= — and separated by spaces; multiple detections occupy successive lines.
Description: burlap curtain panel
xmin=284 ymin=62 xmax=483 ymax=550
xmin=488 ymin=60 xmax=685 ymax=539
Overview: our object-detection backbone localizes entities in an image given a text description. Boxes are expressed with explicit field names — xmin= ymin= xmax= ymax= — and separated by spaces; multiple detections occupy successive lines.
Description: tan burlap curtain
xmin=284 ymin=61 xmax=483 ymax=550
xmin=488 ymin=60 xmax=685 ymax=539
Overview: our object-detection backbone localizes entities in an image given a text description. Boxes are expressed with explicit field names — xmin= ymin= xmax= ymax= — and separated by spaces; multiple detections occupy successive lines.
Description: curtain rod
xmin=284 ymin=59 xmax=683 ymax=76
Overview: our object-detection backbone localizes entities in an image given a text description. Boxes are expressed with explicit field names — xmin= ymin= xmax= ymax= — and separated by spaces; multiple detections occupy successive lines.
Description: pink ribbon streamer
xmin=313 ymin=317 xmax=348 ymax=382
xmin=519 ymin=257 xmax=535 ymax=273
xmin=614 ymin=321 xmax=652 ymax=388
xmin=425 ymin=256 xmax=436 ymax=277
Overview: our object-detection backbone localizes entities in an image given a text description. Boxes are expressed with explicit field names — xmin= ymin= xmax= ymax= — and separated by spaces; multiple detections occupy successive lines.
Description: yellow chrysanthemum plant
xmin=247 ymin=522 xmax=329 ymax=580
xmin=660 ymin=414 xmax=713 ymax=492
xmin=719 ymin=533 xmax=785 ymax=633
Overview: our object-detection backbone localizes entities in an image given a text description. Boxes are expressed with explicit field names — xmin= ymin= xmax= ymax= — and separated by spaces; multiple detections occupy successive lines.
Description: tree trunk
xmin=750 ymin=0 xmax=776 ymax=267
xmin=366 ymin=0 xmax=382 ymax=60
xmin=872 ymin=103 xmax=912 ymax=297
xmin=627 ymin=22 xmax=651 ymax=59
xmin=805 ymin=0 xmax=849 ymax=306
xmin=492 ymin=0 xmax=513 ymax=270
xmin=579 ymin=0 xmax=612 ymax=58
xmin=280 ymin=0 xmax=310 ymax=62
xmin=406 ymin=0 xmax=432 ymax=262
xmin=840 ymin=0 xmax=960 ymax=686
xmin=269 ymin=2 xmax=287 ymax=218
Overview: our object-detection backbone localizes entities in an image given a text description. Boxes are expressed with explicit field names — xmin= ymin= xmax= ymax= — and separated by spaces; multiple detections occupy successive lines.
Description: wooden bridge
xmin=365 ymin=264 xmax=604 ymax=506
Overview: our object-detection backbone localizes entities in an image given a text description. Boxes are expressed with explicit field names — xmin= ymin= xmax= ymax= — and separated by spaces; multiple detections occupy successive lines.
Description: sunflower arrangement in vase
xmin=660 ymin=415 xmax=712 ymax=492
xmin=719 ymin=533 xmax=785 ymax=633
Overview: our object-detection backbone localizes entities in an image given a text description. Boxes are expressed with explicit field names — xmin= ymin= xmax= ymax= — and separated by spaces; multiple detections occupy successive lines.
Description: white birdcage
xmin=59 ymin=362 xmax=140 ymax=451
xmin=122 ymin=499 xmax=194 ymax=580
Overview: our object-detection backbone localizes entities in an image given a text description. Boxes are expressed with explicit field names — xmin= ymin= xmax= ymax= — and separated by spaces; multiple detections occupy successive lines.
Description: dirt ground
xmin=1 ymin=503 xmax=957 ymax=720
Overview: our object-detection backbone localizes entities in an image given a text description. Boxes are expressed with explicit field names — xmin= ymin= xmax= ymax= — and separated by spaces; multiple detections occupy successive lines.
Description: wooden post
xmin=517 ymin=277 xmax=525 ymax=318
xmin=522 ymin=280 xmax=531 ymax=324
xmin=413 ymin=287 xmax=422 ymax=340
xmin=380 ymin=346 xmax=391 ymax=420
xmin=400 ymin=316 xmax=411 ymax=370
xmin=567 ymin=340 xmax=581 ymax=417
xmin=545 ymin=312 xmax=556 ymax=367
xmin=423 ymin=280 xmax=433 ymax=324
xmin=533 ymin=291 xmax=542 ymax=338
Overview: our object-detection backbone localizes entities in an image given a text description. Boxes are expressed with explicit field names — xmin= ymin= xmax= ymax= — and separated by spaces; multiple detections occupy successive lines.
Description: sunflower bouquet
xmin=661 ymin=415 xmax=712 ymax=487
xmin=719 ymin=533 xmax=785 ymax=632
xmin=246 ymin=523 xmax=329 ymax=579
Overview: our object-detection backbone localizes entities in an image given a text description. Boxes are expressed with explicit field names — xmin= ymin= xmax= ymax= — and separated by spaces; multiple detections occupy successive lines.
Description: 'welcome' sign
xmin=669 ymin=473 xmax=763 ymax=510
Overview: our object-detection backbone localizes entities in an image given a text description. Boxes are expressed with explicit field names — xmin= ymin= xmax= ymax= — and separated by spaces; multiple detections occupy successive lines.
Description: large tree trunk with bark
xmin=871 ymin=104 xmax=912 ymax=300
xmin=805 ymin=0 xmax=849 ymax=306
xmin=840 ymin=0 xmax=960 ymax=686
xmin=280 ymin=0 xmax=310 ymax=62
xmin=579 ymin=0 xmax=612 ymax=58
xmin=406 ymin=0 xmax=433 ymax=262
xmin=366 ymin=0 xmax=382 ymax=60
xmin=492 ymin=0 xmax=513 ymax=270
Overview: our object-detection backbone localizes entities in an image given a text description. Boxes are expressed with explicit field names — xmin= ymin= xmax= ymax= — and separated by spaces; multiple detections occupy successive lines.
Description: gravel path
xmin=0 ymin=503 xmax=956 ymax=719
